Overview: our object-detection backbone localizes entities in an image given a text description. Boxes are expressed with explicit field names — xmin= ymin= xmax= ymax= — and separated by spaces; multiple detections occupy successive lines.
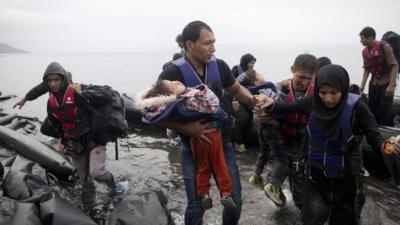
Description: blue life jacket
xmin=308 ymin=93 xmax=360 ymax=178
xmin=172 ymin=56 xmax=223 ymax=101
xmin=237 ymin=64 xmax=245 ymax=75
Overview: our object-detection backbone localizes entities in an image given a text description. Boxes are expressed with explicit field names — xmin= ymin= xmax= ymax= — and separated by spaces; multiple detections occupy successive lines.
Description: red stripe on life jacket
xmin=49 ymin=85 xmax=78 ymax=139
xmin=362 ymin=41 xmax=383 ymax=75
xmin=281 ymin=81 xmax=314 ymax=137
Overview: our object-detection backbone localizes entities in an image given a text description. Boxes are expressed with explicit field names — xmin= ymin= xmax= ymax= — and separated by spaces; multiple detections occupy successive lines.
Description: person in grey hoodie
xmin=14 ymin=70 xmax=73 ymax=137
xmin=39 ymin=62 xmax=128 ymax=215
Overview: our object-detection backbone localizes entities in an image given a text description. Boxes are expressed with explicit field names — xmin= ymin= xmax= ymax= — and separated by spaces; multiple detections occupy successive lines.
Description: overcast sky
xmin=0 ymin=0 xmax=399 ymax=53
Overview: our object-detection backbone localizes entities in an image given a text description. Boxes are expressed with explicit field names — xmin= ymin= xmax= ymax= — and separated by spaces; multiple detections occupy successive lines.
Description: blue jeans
xmin=181 ymin=141 xmax=242 ymax=225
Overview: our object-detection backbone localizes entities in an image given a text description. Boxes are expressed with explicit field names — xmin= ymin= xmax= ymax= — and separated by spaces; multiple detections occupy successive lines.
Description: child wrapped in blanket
xmin=136 ymin=80 xmax=236 ymax=210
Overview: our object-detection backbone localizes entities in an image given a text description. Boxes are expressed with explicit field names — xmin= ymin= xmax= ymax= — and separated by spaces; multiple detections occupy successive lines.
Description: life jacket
xmin=362 ymin=41 xmax=389 ymax=76
xmin=172 ymin=56 xmax=223 ymax=100
xmin=308 ymin=93 xmax=360 ymax=178
xmin=237 ymin=64 xmax=245 ymax=75
xmin=49 ymin=85 xmax=77 ymax=139
xmin=281 ymin=81 xmax=314 ymax=137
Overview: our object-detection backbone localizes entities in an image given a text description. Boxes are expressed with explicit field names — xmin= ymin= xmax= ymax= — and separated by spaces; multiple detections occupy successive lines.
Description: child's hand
xmin=254 ymin=94 xmax=274 ymax=110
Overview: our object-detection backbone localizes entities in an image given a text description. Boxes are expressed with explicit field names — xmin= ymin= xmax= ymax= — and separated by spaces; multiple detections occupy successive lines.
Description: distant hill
xmin=0 ymin=43 xmax=28 ymax=53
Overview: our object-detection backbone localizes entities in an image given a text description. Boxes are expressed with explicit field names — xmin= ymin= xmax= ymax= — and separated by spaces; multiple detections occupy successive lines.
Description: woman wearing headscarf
xmin=231 ymin=53 xmax=256 ymax=78
xmin=255 ymin=64 xmax=398 ymax=225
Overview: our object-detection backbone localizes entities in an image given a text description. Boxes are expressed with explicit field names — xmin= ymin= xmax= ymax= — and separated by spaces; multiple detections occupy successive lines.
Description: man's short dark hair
xmin=181 ymin=21 xmax=213 ymax=50
xmin=359 ymin=26 xmax=376 ymax=39
xmin=293 ymin=53 xmax=318 ymax=73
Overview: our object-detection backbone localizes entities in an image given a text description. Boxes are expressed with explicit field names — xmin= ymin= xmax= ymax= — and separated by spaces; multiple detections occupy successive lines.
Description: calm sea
xmin=1 ymin=46 xmax=396 ymax=119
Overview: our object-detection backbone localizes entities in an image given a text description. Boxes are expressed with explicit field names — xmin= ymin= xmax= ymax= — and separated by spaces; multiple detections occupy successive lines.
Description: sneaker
xmin=361 ymin=167 xmax=370 ymax=177
xmin=220 ymin=196 xmax=237 ymax=209
xmin=249 ymin=175 xmax=264 ymax=189
xmin=111 ymin=180 xmax=129 ymax=201
xmin=264 ymin=183 xmax=285 ymax=206
xmin=200 ymin=194 xmax=213 ymax=210
xmin=235 ymin=143 xmax=247 ymax=153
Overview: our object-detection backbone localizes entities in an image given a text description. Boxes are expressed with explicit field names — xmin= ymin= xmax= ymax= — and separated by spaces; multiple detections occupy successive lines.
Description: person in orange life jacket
xmin=255 ymin=64 xmax=400 ymax=225
xmin=42 ymin=62 xmax=126 ymax=212
xmin=251 ymin=54 xmax=318 ymax=208
xmin=13 ymin=70 xmax=73 ymax=138
xmin=157 ymin=21 xmax=258 ymax=225
xmin=359 ymin=26 xmax=399 ymax=126
xmin=138 ymin=80 xmax=236 ymax=210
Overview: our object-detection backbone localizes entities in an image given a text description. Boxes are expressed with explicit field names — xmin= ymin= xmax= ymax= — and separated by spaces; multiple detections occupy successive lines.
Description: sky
xmin=1 ymin=0 xmax=399 ymax=53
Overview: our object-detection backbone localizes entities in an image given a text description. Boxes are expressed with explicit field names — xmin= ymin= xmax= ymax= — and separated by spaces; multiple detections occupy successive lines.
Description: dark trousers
xmin=233 ymin=104 xmax=252 ymax=144
xmin=302 ymin=167 xmax=363 ymax=225
xmin=255 ymin=124 xmax=306 ymax=208
xmin=368 ymin=82 xmax=394 ymax=126
xmin=254 ymin=124 xmax=273 ymax=176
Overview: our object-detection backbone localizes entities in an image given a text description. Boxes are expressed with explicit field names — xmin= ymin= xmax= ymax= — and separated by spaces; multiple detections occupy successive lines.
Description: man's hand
xmin=72 ymin=83 xmax=82 ymax=94
xmin=56 ymin=139 xmax=64 ymax=153
xmin=13 ymin=97 xmax=27 ymax=109
xmin=196 ymin=129 xmax=215 ymax=144
xmin=254 ymin=94 xmax=274 ymax=110
xmin=183 ymin=121 xmax=215 ymax=144
xmin=250 ymin=95 xmax=259 ymax=106
xmin=385 ymin=84 xmax=395 ymax=97
xmin=180 ymin=121 xmax=213 ymax=138
xmin=388 ymin=136 xmax=400 ymax=156
xmin=232 ymin=99 xmax=240 ymax=111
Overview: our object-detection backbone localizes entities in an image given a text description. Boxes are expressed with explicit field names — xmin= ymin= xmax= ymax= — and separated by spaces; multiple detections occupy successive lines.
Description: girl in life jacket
xmin=136 ymin=80 xmax=237 ymax=210
xmin=255 ymin=64 xmax=398 ymax=225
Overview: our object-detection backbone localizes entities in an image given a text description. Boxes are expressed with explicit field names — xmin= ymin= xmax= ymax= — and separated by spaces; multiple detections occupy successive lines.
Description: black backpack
xmin=382 ymin=31 xmax=400 ymax=73
xmin=80 ymin=85 xmax=128 ymax=144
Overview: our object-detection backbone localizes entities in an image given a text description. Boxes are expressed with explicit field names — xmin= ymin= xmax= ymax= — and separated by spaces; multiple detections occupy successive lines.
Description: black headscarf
xmin=240 ymin=53 xmax=256 ymax=71
xmin=317 ymin=56 xmax=332 ymax=69
xmin=312 ymin=64 xmax=350 ymax=141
